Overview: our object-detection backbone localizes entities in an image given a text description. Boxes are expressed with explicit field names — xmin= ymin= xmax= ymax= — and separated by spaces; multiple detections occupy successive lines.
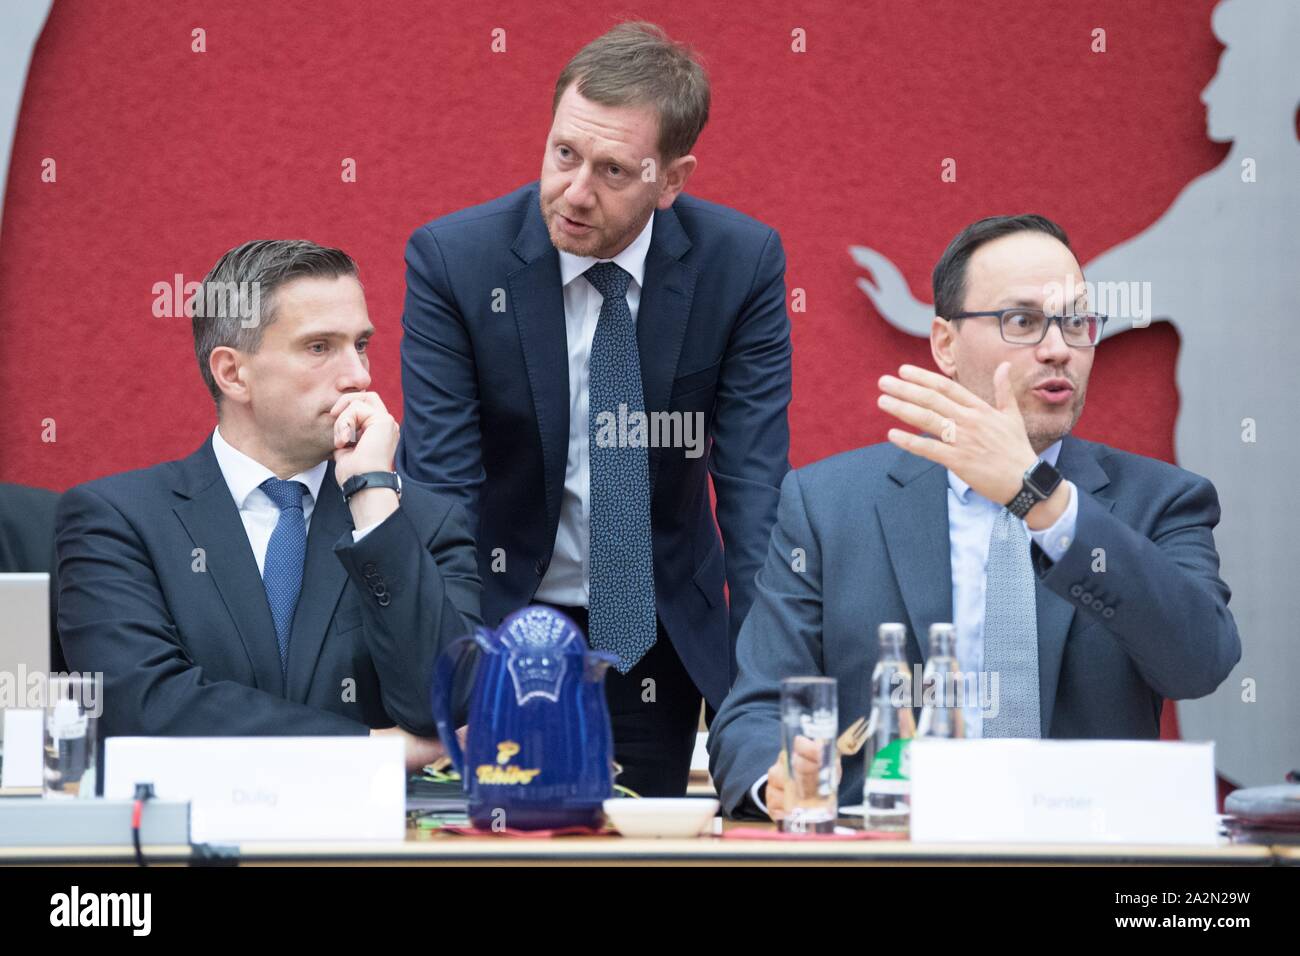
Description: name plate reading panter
xmin=908 ymin=739 xmax=1217 ymax=845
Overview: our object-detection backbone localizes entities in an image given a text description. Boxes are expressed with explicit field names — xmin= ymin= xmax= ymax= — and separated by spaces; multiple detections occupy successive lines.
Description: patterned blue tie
xmin=584 ymin=261 xmax=657 ymax=674
xmin=982 ymin=507 xmax=1042 ymax=737
xmin=260 ymin=477 xmax=308 ymax=677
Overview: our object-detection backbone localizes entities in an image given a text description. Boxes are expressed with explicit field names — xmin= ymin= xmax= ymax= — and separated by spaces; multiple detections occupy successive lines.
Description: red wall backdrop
xmin=0 ymin=0 xmax=1224 ymax=487
xmin=0 ymin=1 xmax=1227 ymax=736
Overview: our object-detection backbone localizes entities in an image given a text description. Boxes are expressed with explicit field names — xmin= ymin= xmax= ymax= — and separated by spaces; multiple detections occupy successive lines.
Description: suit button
xmin=1102 ymin=607 xmax=1115 ymax=620
xmin=1080 ymin=593 xmax=1093 ymax=606
xmin=1069 ymin=584 xmax=1083 ymax=597
xmin=535 ymin=558 xmax=546 ymax=576
xmin=376 ymin=592 xmax=391 ymax=607
xmin=363 ymin=562 xmax=377 ymax=574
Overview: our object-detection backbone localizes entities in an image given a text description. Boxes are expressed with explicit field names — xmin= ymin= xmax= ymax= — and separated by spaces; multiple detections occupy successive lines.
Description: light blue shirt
xmin=749 ymin=442 xmax=1080 ymax=814
xmin=946 ymin=439 xmax=1078 ymax=737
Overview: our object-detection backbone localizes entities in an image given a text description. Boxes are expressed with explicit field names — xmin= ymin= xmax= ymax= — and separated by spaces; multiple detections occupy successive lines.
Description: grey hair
xmin=191 ymin=239 xmax=359 ymax=407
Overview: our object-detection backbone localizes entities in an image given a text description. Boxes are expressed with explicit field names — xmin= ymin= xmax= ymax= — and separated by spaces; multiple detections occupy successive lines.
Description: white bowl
xmin=603 ymin=797 xmax=720 ymax=838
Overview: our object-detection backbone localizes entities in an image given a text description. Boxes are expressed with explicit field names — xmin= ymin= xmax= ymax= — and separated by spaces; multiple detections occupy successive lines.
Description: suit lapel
xmin=876 ymin=449 xmax=953 ymax=665
xmin=509 ymin=193 xmax=570 ymax=537
xmin=636 ymin=206 xmax=696 ymax=493
xmin=172 ymin=439 xmax=285 ymax=696
xmin=284 ymin=465 xmax=352 ymax=702
xmin=1035 ymin=435 xmax=1113 ymax=734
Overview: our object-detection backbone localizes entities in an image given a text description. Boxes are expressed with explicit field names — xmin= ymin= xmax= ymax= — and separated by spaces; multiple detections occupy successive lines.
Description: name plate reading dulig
xmin=104 ymin=736 xmax=405 ymax=844
xmin=908 ymin=739 xmax=1217 ymax=845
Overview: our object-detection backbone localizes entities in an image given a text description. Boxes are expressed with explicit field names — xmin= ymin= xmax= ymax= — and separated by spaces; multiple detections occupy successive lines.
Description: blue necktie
xmin=584 ymin=261 xmax=657 ymax=674
xmin=982 ymin=508 xmax=1042 ymax=737
xmin=260 ymin=477 xmax=308 ymax=677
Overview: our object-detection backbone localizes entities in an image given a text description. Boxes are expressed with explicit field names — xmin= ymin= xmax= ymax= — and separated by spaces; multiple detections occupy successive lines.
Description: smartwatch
xmin=1005 ymin=460 xmax=1062 ymax=519
xmin=341 ymin=471 xmax=402 ymax=501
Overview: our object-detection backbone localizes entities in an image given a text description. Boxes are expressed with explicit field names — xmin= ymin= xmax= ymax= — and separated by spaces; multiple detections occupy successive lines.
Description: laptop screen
xmin=0 ymin=572 xmax=52 ymax=709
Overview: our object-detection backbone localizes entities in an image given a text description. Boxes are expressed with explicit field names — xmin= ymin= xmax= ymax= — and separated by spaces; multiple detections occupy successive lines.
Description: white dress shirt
xmin=747 ymin=441 xmax=1079 ymax=816
xmin=534 ymin=212 xmax=656 ymax=607
xmin=211 ymin=426 xmax=377 ymax=577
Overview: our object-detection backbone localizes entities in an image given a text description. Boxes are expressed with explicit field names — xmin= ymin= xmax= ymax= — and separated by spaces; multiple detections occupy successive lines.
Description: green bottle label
xmin=867 ymin=738 xmax=912 ymax=782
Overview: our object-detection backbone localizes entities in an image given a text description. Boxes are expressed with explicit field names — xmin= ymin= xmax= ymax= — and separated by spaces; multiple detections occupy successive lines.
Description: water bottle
xmin=864 ymin=622 xmax=916 ymax=832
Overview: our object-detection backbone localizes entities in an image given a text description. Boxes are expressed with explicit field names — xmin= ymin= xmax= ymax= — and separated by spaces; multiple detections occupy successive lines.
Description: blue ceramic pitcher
xmin=431 ymin=605 xmax=618 ymax=830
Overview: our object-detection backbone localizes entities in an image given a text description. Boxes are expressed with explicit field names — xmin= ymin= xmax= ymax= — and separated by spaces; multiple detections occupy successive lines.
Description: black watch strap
xmin=1006 ymin=486 xmax=1039 ymax=519
xmin=341 ymin=471 xmax=402 ymax=500
xmin=1005 ymin=460 xmax=1062 ymax=519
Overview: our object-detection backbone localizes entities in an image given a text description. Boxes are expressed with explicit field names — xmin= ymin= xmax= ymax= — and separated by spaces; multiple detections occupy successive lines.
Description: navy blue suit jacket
xmin=396 ymin=182 xmax=792 ymax=708
xmin=709 ymin=436 xmax=1243 ymax=817
xmin=55 ymin=438 xmax=482 ymax=740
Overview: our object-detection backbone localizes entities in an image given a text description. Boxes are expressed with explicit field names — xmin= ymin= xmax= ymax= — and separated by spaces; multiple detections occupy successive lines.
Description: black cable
xmin=131 ymin=782 xmax=156 ymax=867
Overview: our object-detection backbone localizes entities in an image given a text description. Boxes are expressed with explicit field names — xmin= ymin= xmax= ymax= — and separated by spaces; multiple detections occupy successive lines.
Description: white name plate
xmin=104 ymin=736 xmax=405 ymax=844
xmin=0 ymin=709 xmax=44 ymax=789
xmin=908 ymin=739 xmax=1217 ymax=845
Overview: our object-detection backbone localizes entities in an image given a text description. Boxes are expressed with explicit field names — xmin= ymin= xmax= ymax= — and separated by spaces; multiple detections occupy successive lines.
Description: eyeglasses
xmin=949 ymin=309 xmax=1107 ymax=348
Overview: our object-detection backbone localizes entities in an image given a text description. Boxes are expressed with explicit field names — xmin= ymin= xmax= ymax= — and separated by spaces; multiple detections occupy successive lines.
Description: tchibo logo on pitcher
xmin=475 ymin=740 xmax=542 ymax=785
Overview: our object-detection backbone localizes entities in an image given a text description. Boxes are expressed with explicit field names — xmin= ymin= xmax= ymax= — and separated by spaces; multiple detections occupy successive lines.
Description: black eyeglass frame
xmin=948 ymin=308 xmax=1108 ymax=348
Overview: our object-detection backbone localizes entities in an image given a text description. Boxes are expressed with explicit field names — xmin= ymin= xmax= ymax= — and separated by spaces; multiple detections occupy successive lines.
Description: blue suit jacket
xmin=55 ymin=438 xmax=482 ymax=740
xmin=396 ymin=182 xmax=792 ymax=708
xmin=708 ymin=435 xmax=1242 ymax=817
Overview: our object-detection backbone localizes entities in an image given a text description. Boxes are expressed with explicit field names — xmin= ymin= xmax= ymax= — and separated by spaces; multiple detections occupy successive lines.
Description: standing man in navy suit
xmin=397 ymin=23 xmax=793 ymax=796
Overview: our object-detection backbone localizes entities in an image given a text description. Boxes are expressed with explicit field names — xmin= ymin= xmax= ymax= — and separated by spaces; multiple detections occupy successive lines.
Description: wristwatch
xmin=341 ymin=471 xmax=402 ymax=501
xmin=1005 ymin=460 xmax=1062 ymax=518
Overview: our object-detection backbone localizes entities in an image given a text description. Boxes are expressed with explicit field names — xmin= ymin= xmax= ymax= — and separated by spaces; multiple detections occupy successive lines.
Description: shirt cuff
xmin=351 ymin=522 xmax=381 ymax=543
xmin=750 ymin=773 xmax=770 ymax=818
xmin=1028 ymin=480 xmax=1078 ymax=564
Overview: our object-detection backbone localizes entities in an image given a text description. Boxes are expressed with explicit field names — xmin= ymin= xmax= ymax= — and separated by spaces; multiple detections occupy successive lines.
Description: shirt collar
xmin=947 ymin=438 xmax=1063 ymax=504
xmin=211 ymin=426 xmax=328 ymax=510
xmin=558 ymin=211 xmax=655 ymax=291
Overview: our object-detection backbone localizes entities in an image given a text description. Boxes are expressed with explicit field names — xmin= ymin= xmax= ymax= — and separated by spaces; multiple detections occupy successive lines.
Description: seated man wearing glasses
xmin=708 ymin=214 xmax=1241 ymax=821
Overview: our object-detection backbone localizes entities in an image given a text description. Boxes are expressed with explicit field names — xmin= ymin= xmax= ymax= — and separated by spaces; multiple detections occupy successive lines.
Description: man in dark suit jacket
xmin=0 ymin=483 xmax=65 ymax=672
xmin=710 ymin=214 xmax=1241 ymax=818
xmin=57 ymin=241 xmax=481 ymax=769
xmin=397 ymin=24 xmax=791 ymax=795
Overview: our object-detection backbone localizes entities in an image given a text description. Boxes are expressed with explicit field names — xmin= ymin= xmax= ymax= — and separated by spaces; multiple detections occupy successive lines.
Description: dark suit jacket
xmin=709 ymin=435 xmax=1242 ymax=817
xmin=0 ymin=482 xmax=65 ymax=671
xmin=396 ymin=181 xmax=792 ymax=708
xmin=55 ymin=437 xmax=482 ymax=740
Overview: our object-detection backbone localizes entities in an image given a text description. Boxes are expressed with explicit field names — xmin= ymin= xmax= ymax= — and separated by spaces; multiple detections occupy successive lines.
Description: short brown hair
xmin=933 ymin=215 xmax=1071 ymax=319
xmin=192 ymin=239 xmax=359 ymax=407
xmin=552 ymin=22 xmax=710 ymax=161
